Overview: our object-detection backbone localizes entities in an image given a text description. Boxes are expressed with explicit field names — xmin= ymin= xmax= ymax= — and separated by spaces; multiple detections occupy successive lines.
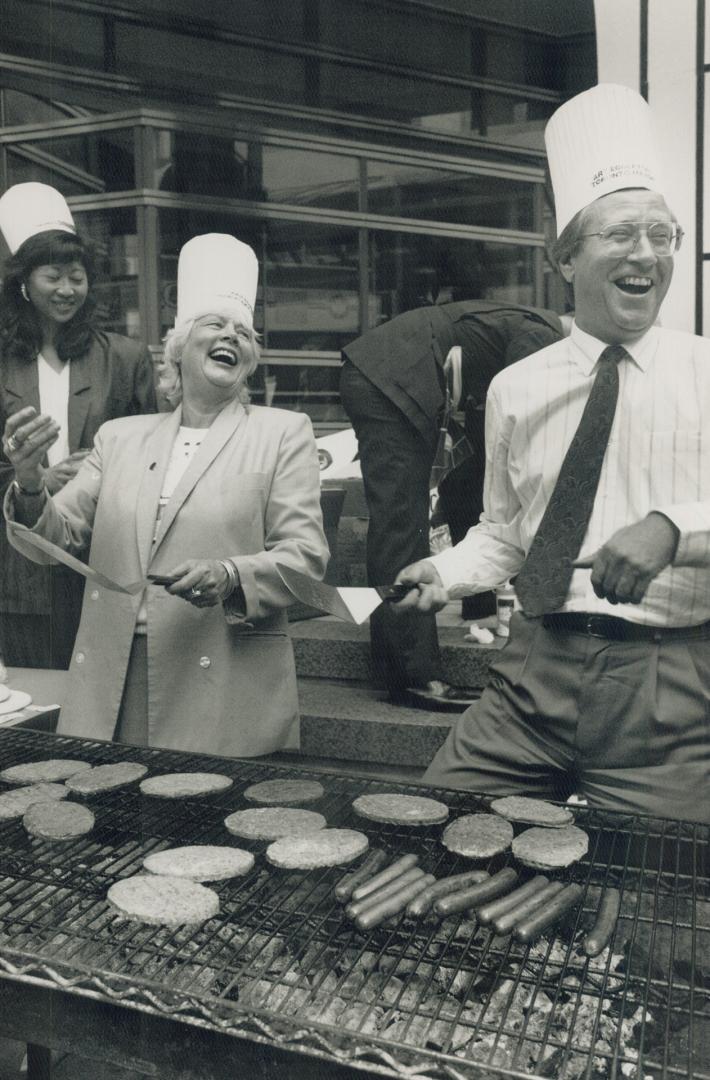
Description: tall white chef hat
xmin=0 ymin=182 xmax=76 ymax=254
xmin=175 ymin=233 xmax=258 ymax=330
xmin=545 ymin=83 xmax=665 ymax=236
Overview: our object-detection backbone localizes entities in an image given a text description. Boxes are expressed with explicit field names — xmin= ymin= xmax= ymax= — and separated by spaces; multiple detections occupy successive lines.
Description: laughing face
xmin=179 ymin=313 xmax=255 ymax=405
xmin=26 ymin=260 xmax=89 ymax=328
xmin=559 ymin=190 xmax=674 ymax=344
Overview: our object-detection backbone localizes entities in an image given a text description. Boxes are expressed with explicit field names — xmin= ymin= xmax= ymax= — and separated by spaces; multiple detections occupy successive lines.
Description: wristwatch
xmin=12 ymin=477 xmax=46 ymax=498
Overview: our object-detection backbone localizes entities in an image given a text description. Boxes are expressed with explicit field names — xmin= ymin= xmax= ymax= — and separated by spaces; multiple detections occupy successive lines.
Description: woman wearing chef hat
xmin=3 ymin=232 xmax=328 ymax=757
xmin=0 ymin=182 xmax=156 ymax=669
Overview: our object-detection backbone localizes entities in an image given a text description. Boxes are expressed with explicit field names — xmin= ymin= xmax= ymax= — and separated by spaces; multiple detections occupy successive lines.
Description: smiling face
xmin=179 ymin=313 xmax=256 ymax=407
xmin=26 ymin=260 xmax=89 ymax=328
xmin=559 ymin=190 xmax=674 ymax=344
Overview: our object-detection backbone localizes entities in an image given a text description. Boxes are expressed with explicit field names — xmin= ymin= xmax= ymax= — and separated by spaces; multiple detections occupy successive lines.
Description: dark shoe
xmin=396 ymin=680 xmax=479 ymax=712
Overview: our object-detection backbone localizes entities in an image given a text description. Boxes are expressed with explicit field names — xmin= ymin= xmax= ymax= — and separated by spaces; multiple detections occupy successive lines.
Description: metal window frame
xmin=1 ymin=97 xmax=550 ymax=357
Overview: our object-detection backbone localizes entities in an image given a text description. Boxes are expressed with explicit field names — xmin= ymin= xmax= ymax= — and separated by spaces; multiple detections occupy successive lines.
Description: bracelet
xmin=218 ymin=558 xmax=240 ymax=598
xmin=12 ymin=477 xmax=46 ymax=498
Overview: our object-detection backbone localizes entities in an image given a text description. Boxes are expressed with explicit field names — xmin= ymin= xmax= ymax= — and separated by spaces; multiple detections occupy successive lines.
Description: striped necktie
xmin=514 ymin=344 xmax=627 ymax=617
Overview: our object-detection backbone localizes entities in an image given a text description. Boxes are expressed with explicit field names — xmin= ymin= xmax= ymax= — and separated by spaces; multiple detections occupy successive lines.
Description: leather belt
xmin=541 ymin=612 xmax=710 ymax=642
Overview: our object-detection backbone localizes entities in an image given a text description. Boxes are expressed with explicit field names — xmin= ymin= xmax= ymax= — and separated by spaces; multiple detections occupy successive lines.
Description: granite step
xmin=297 ymin=677 xmax=466 ymax=768
xmin=290 ymin=610 xmax=502 ymax=687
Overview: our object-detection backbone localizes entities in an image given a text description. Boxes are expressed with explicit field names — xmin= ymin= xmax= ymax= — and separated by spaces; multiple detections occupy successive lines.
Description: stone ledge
xmin=298 ymin=678 xmax=458 ymax=767
xmin=291 ymin=614 xmax=501 ymax=687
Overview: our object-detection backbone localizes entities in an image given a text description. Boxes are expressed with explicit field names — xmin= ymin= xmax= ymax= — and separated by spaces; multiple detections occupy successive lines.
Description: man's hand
xmin=392 ymin=559 xmax=449 ymax=613
xmin=573 ymin=513 xmax=679 ymax=605
xmin=45 ymin=451 xmax=91 ymax=494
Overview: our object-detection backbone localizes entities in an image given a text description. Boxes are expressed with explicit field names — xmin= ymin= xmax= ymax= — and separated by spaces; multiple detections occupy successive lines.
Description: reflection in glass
xmin=3 ymin=89 xmax=83 ymax=126
xmin=7 ymin=130 xmax=135 ymax=194
xmin=155 ymin=132 xmax=359 ymax=211
xmin=366 ymin=161 xmax=534 ymax=229
xmin=116 ymin=25 xmax=304 ymax=104
xmin=6 ymin=151 xmax=89 ymax=198
xmin=264 ymin=220 xmax=361 ymax=352
xmin=320 ymin=63 xmax=556 ymax=150
xmin=368 ymin=231 xmax=536 ymax=320
xmin=73 ymin=208 xmax=142 ymax=339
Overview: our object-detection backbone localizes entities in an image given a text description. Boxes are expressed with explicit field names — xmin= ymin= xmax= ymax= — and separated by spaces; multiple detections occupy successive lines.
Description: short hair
xmin=159 ymin=319 xmax=261 ymax=406
xmin=549 ymin=207 xmax=590 ymax=271
xmin=0 ymin=229 xmax=97 ymax=363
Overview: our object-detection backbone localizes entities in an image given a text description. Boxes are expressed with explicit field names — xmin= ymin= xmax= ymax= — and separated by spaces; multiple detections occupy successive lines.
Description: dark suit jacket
xmin=0 ymin=330 xmax=157 ymax=614
xmin=342 ymin=300 xmax=562 ymax=441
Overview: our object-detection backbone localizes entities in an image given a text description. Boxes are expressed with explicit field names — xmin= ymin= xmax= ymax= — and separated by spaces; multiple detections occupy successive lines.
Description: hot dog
xmin=492 ymin=880 xmax=563 ymax=935
xmin=405 ymin=869 xmax=490 ymax=918
xmin=476 ymin=875 xmax=549 ymax=926
xmin=334 ymin=848 xmax=389 ymax=902
xmin=433 ymin=867 xmax=518 ymax=918
xmin=350 ymin=853 xmax=419 ymax=902
xmin=582 ymin=887 xmax=620 ymax=957
xmin=514 ymin=883 xmax=584 ymax=943
xmin=355 ymin=874 xmax=437 ymax=931
xmin=346 ymin=866 xmax=425 ymax=920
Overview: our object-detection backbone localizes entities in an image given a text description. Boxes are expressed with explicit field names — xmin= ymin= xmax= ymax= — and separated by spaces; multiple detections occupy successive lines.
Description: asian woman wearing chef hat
xmin=3 ymin=232 xmax=328 ymax=757
xmin=0 ymin=182 xmax=156 ymax=670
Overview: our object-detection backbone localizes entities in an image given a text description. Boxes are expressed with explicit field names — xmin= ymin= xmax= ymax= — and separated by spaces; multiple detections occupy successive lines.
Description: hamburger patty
xmin=512 ymin=825 xmax=589 ymax=869
xmin=143 ymin=845 xmax=254 ymax=881
xmin=490 ymin=796 xmax=574 ymax=828
xmin=0 ymin=783 xmax=68 ymax=821
xmin=0 ymin=759 xmax=91 ymax=785
xmin=66 ymin=762 xmax=148 ymax=795
xmin=23 ymin=799 xmax=95 ymax=840
xmin=352 ymin=794 xmax=449 ymax=826
xmin=266 ymin=828 xmax=369 ymax=869
xmin=441 ymin=813 xmax=514 ymax=859
xmin=107 ymin=874 xmax=220 ymax=926
xmin=139 ymin=772 xmax=233 ymax=798
xmin=242 ymin=779 xmax=324 ymax=805
xmin=224 ymin=807 xmax=327 ymax=841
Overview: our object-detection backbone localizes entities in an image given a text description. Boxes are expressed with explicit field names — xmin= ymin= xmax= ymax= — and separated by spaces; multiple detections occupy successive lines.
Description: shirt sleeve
xmin=428 ymin=383 xmax=527 ymax=595
xmin=652 ymin=502 xmax=710 ymax=567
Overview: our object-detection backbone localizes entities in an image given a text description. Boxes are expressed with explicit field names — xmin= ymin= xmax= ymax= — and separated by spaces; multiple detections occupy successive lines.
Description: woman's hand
xmin=160 ymin=559 xmax=232 ymax=608
xmin=45 ymin=450 xmax=91 ymax=494
xmin=3 ymin=406 xmax=59 ymax=490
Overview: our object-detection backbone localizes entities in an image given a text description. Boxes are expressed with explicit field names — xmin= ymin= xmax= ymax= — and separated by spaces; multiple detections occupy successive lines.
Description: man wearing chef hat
xmin=4 ymin=231 xmax=328 ymax=756
xmin=394 ymin=84 xmax=710 ymax=823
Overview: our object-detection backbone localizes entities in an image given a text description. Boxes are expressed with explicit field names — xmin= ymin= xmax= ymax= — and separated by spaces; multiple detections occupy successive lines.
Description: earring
xmin=20 ymin=283 xmax=29 ymax=302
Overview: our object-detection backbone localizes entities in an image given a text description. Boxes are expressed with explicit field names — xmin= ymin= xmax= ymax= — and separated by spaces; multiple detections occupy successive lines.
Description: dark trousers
xmin=340 ymin=360 xmax=443 ymax=693
xmin=424 ymin=612 xmax=710 ymax=823
xmin=0 ymin=567 xmax=83 ymax=670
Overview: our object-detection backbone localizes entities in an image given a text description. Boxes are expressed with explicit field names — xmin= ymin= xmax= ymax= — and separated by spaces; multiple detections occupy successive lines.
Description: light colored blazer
xmin=6 ymin=399 xmax=328 ymax=757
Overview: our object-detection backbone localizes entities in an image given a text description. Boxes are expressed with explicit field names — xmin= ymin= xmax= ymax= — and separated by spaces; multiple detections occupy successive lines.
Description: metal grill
xmin=0 ymin=727 xmax=708 ymax=1080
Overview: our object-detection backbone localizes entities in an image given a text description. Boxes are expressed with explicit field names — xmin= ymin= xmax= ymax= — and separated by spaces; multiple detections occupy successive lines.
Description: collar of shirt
xmin=569 ymin=322 xmax=658 ymax=376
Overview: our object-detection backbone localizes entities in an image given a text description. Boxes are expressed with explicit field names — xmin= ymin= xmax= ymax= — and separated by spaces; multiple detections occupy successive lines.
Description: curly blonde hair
xmin=158 ymin=320 xmax=261 ymax=406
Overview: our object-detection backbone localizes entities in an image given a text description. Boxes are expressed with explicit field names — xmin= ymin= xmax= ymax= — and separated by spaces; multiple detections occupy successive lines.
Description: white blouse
xmin=135 ymin=426 xmax=208 ymax=632
xmin=37 ymin=353 xmax=70 ymax=466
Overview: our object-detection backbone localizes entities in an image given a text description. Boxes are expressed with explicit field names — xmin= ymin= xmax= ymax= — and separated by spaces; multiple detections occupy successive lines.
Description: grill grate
xmin=0 ymin=727 xmax=708 ymax=1080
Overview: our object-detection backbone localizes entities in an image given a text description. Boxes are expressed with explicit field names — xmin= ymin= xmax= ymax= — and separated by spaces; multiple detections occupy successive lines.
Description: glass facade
xmin=0 ymin=0 xmax=597 ymax=428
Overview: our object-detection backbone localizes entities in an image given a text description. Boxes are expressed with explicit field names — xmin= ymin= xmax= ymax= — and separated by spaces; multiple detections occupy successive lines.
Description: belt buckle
xmin=585 ymin=615 xmax=607 ymax=638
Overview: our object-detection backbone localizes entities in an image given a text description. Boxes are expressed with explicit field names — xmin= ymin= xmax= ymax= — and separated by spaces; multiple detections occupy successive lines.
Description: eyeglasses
xmin=580 ymin=221 xmax=683 ymax=256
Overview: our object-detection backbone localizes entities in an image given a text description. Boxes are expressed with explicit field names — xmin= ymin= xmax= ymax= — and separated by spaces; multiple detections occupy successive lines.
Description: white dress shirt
xmin=430 ymin=323 xmax=710 ymax=626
